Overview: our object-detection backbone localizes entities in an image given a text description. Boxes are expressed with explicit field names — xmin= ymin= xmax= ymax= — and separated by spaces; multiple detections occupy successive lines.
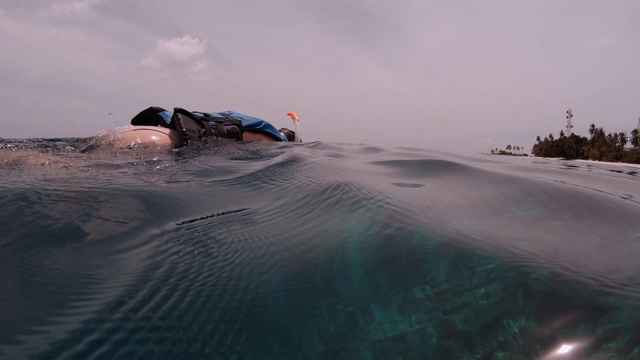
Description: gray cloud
xmin=584 ymin=37 xmax=617 ymax=50
xmin=38 ymin=0 xmax=106 ymax=17
xmin=140 ymin=34 xmax=211 ymax=81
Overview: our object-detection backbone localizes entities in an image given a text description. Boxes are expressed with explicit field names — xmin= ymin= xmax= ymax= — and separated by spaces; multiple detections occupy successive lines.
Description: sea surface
xmin=1 ymin=136 xmax=640 ymax=359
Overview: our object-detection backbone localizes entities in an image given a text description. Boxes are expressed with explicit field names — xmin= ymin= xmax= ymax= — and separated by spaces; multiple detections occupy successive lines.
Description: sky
xmin=1 ymin=0 xmax=639 ymax=154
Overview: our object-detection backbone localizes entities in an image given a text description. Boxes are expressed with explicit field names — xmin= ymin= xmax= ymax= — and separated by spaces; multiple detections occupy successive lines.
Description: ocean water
xmin=1 ymin=137 xmax=640 ymax=359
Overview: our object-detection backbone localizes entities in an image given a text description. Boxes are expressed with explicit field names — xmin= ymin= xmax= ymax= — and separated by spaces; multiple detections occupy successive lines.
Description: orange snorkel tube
xmin=286 ymin=111 xmax=301 ymax=143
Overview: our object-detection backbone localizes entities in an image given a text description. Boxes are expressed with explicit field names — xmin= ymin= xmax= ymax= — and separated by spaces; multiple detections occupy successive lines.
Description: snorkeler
xmin=105 ymin=106 xmax=300 ymax=147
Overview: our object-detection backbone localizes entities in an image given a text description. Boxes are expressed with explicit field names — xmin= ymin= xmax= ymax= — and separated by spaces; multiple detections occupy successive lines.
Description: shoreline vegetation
xmin=531 ymin=124 xmax=640 ymax=164
xmin=489 ymin=145 xmax=529 ymax=157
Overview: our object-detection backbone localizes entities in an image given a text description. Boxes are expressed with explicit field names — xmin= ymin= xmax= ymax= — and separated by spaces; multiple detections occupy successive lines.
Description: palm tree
xmin=631 ymin=129 xmax=640 ymax=148
xmin=619 ymin=132 xmax=628 ymax=148
xmin=589 ymin=123 xmax=596 ymax=138
xmin=592 ymin=127 xmax=607 ymax=160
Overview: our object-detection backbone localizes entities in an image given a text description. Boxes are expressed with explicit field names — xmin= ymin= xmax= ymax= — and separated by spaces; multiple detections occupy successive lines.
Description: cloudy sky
xmin=1 ymin=0 xmax=638 ymax=153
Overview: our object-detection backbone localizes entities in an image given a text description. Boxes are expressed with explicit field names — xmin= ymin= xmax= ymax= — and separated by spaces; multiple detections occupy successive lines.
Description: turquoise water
xmin=1 ymin=138 xmax=639 ymax=359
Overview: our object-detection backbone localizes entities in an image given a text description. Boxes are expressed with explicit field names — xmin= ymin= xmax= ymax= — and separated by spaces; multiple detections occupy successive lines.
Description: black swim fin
xmin=130 ymin=106 xmax=169 ymax=126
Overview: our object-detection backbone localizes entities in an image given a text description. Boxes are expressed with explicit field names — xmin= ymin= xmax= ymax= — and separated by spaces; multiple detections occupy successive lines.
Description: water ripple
xmin=3 ymin=139 xmax=640 ymax=358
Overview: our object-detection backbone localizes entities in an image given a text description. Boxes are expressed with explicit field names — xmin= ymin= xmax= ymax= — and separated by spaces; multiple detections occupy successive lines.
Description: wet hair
xmin=279 ymin=128 xmax=297 ymax=142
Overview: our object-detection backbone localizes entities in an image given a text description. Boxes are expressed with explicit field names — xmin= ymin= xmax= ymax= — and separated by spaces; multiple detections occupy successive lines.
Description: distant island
xmin=531 ymin=124 xmax=640 ymax=164
xmin=489 ymin=145 xmax=528 ymax=156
